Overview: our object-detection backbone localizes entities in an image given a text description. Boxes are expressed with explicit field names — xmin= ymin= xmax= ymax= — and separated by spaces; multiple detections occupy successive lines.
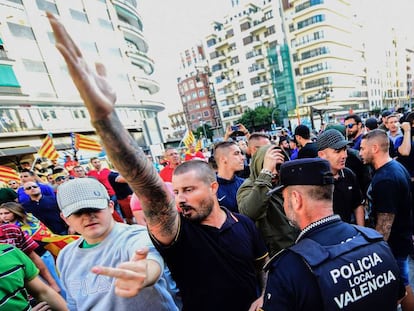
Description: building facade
xmin=176 ymin=44 xmax=222 ymax=138
xmin=203 ymin=0 xmax=289 ymax=129
xmin=0 ymin=0 xmax=164 ymax=167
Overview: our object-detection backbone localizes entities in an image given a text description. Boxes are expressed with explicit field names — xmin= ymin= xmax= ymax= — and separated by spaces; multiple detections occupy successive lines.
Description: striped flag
xmin=73 ymin=133 xmax=102 ymax=152
xmin=20 ymin=217 xmax=80 ymax=258
xmin=0 ymin=165 xmax=20 ymax=183
xmin=195 ymin=139 xmax=202 ymax=151
xmin=38 ymin=134 xmax=59 ymax=160
xmin=182 ymin=129 xmax=195 ymax=148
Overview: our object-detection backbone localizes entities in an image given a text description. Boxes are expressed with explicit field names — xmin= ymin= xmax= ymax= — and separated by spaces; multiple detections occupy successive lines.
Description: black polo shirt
xmin=333 ymin=168 xmax=364 ymax=224
xmin=151 ymin=209 xmax=268 ymax=311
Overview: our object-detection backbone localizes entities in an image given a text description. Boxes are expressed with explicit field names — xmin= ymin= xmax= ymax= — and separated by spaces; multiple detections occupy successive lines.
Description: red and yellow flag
xmin=182 ymin=129 xmax=195 ymax=148
xmin=20 ymin=218 xmax=79 ymax=258
xmin=0 ymin=165 xmax=20 ymax=183
xmin=195 ymin=139 xmax=202 ymax=151
xmin=38 ymin=134 xmax=59 ymax=160
xmin=74 ymin=133 xmax=102 ymax=152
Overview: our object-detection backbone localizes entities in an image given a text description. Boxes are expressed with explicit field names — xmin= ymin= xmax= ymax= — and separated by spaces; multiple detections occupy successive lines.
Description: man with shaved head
xmin=360 ymin=129 xmax=414 ymax=310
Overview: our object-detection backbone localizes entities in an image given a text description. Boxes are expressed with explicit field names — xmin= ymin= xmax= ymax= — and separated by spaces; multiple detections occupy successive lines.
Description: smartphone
xmin=231 ymin=125 xmax=239 ymax=131
xmin=273 ymin=146 xmax=283 ymax=171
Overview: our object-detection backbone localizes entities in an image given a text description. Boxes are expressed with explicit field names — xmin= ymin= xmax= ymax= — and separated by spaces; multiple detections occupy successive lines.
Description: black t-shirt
xmin=368 ymin=160 xmax=413 ymax=257
xmin=333 ymin=168 xmax=364 ymax=223
xmin=108 ymin=171 xmax=133 ymax=200
xmin=151 ymin=210 xmax=268 ymax=311
xmin=297 ymin=142 xmax=318 ymax=159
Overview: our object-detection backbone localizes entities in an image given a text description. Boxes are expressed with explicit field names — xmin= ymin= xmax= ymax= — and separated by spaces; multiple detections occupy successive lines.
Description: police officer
xmin=263 ymin=158 xmax=403 ymax=310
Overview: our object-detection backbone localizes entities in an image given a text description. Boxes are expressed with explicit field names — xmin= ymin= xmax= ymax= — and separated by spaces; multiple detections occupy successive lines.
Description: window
xmin=98 ymin=18 xmax=113 ymax=30
xmin=198 ymin=90 xmax=205 ymax=97
xmin=243 ymin=36 xmax=253 ymax=45
xmin=36 ymin=0 xmax=59 ymax=15
xmin=206 ymin=38 xmax=216 ymax=47
xmin=22 ymin=59 xmax=47 ymax=73
xmin=70 ymin=9 xmax=89 ymax=23
xmin=191 ymin=92 xmax=197 ymax=99
xmin=203 ymin=111 xmax=210 ymax=117
xmin=297 ymin=14 xmax=325 ymax=30
xmin=7 ymin=23 xmax=35 ymax=40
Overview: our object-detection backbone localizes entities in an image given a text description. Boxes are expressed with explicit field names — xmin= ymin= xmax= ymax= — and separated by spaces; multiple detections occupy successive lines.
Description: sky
xmin=139 ymin=1 xmax=234 ymax=117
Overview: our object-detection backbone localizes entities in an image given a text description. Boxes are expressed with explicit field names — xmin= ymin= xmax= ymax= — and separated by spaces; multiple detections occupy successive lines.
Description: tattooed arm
xmin=375 ymin=213 xmax=395 ymax=241
xmin=47 ymin=12 xmax=178 ymax=245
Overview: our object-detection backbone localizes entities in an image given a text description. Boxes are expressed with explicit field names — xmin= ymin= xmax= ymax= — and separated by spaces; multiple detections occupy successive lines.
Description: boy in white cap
xmin=56 ymin=178 xmax=178 ymax=311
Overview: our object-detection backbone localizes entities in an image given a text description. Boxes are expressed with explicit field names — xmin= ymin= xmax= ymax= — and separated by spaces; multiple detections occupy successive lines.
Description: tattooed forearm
xmin=92 ymin=113 xmax=176 ymax=219
xmin=375 ymin=213 xmax=395 ymax=241
xmin=144 ymin=198 xmax=179 ymax=239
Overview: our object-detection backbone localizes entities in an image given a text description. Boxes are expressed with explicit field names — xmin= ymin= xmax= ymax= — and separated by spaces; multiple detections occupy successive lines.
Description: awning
xmin=0 ymin=143 xmax=73 ymax=157
xmin=0 ymin=146 xmax=37 ymax=157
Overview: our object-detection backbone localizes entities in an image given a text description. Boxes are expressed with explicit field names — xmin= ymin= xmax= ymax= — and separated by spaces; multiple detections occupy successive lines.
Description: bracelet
xmin=260 ymin=168 xmax=273 ymax=177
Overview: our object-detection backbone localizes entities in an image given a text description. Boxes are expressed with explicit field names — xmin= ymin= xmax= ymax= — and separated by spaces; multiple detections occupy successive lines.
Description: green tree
xmin=237 ymin=106 xmax=280 ymax=132
xmin=195 ymin=123 xmax=213 ymax=140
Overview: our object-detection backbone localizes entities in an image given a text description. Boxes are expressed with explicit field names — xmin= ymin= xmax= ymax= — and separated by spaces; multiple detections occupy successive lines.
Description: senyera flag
xmin=38 ymin=134 xmax=59 ymax=160
xmin=182 ymin=129 xmax=195 ymax=148
xmin=73 ymin=133 xmax=102 ymax=152
xmin=0 ymin=166 xmax=20 ymax=183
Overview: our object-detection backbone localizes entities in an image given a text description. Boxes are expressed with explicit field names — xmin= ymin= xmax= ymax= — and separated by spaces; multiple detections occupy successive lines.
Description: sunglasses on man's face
xmin=24 ymin=185 xmax=39 ymax=190
xmin=346 ymin=123 xmax=356 ymax=129
xmin=55 ymin=176 xmax=67 ymax=182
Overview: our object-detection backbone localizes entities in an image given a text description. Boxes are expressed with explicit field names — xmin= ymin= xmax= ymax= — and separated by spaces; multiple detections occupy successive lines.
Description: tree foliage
xmin=237 ymin=106 xmax=281 ymax=132
xmin=195 ymin=123 xmax=213 ymax=139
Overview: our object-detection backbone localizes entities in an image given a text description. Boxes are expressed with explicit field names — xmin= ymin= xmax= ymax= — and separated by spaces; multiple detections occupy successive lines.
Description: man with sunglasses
xmin=22 ymin=181 xmax=69 ymax=235
xmin=8 ymin=179 xmax=20 ymax=192
xmin=344 ymin=114 xmax=364 ymax=150
xmin=17 ymin=168 xmax=55 ymax=204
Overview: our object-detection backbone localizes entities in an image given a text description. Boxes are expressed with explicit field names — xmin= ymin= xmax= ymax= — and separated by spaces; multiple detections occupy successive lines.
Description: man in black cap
xmin=294 ymin=124 xmax=318 ymax=159
xmin=317 ymin=129 xmax=365 ymax=226
xmin=262 ymin=158 xmax=402 ymax=310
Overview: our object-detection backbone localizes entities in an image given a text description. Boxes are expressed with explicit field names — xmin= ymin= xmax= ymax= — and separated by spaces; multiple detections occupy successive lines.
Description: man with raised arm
xmin=48 ymin=13 xmax=268 ymax=311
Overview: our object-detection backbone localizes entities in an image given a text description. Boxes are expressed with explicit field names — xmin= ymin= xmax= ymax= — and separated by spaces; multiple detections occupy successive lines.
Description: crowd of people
xmin=1 ymin=12 xmax=414 ymax=310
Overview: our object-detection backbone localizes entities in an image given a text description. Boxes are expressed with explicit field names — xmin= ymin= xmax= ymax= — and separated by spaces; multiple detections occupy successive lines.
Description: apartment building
xmin=176 ymin=44 xmax=222 ymax=137
xmin=203 ymin=0 xmax=289 ymax=129
xmin=0 ymin=0 xmax=164 ymax=166
xmin=283 ymin=0 xmax=368 ymax=128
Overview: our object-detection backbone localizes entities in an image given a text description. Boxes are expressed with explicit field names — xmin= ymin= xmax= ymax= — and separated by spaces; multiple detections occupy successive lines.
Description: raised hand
xmin=91 ymin=247 xmax=160 ymax=298
xmin=47 ymin=12 xmax=116 ymax=122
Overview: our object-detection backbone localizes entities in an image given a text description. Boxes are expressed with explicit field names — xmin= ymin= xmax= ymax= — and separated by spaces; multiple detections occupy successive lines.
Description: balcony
xmin=118 ymin=21 xmax=148 ymax=53
xmin=125 ymin=49 xmax=154 ymax=75
xmin=113 ymin=0 xmax=141 ymax=24
xmin=133 ymin=76 xmax=160 ymax=94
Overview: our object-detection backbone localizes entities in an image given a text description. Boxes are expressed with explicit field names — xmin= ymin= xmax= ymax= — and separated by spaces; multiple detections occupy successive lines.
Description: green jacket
xmin=237 ymin=145 xmax=298 ymax=257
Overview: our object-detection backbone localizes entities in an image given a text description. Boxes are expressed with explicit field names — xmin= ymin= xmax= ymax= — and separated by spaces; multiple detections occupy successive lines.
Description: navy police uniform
xmin=263 ymin=216 xmax=400 ymax=310
xmin=263 ymin=159 xmax=401 ymax=310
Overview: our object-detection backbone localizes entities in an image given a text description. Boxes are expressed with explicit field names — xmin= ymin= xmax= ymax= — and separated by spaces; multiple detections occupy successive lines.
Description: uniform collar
xmin=296 ymin=214 xmax=341 ymax=243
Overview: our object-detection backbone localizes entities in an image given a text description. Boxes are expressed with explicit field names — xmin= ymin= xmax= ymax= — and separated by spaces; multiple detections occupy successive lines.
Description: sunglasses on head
xmin=346 ymin=123 xmax=356 ymax=129
xmin=24 ymin=185 xmax=39 ymax=190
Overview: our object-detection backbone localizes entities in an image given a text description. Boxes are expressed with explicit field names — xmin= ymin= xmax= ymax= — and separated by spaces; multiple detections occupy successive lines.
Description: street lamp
xmin=310 ymin=86 xmax=333 ymax=129
xmin=198 ymin=117 xmax=207 ymax=147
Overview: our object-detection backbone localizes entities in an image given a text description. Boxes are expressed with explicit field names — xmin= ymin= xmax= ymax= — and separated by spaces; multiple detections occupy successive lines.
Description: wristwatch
xmin=260 ymin=168 xmax=273 ymax=177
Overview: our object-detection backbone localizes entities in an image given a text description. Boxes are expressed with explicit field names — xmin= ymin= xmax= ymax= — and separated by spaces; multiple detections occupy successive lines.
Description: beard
xmin=180 ymin=196 xmax=214 ymax=223
xmin=285 ymin=198 xmax=299 ymax=229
